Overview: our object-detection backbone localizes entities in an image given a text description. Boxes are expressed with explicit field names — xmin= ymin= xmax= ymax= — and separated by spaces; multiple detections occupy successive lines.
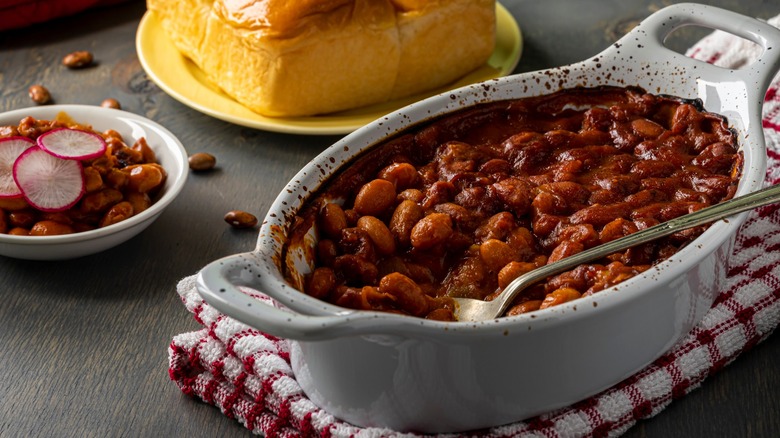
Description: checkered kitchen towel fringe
xmin=168 ymin=15 xmax=780 ymax=438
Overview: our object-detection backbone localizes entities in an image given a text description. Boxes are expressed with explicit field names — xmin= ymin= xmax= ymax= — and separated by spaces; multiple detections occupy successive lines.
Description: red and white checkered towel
xmin=169 ymin=15 xmax=780 ymax=438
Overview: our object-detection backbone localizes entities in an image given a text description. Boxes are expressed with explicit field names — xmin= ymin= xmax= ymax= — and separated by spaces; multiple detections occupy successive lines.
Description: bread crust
xmin=147 ymin=0 xmax=496 ymax=117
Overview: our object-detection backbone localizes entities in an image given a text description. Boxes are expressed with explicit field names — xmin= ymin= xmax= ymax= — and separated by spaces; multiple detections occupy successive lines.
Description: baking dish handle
xmin=195 ymin=252 xmax=424 ymax=341
xmin=630 ymin=3 xmax=780 ymax=97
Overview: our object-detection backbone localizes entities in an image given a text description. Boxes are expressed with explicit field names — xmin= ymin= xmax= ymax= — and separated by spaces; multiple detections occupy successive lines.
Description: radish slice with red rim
xmin=0 ymin=136 xmax=35 ymax=198
xmin=37 ymin=127 xmax=107 ymax=160
xmin=13 ymin=146 xmax=85 ymax=212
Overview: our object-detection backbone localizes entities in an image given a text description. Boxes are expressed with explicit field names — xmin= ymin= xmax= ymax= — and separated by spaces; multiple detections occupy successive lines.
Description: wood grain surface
xmin=0 ymin=1 xmax=777 ymax=436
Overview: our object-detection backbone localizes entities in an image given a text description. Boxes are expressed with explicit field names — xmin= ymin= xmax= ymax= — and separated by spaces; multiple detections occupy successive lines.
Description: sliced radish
xmin=37 ymin=127 xmax=107 ymax=160
xmin=0 ymin=136 xmax=35 ymax=198
xmin=13 ymin=146 xmax=85 ymax=212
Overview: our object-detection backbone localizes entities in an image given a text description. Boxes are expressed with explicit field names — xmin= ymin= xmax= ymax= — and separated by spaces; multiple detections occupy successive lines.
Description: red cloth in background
xmin=0 ymin=0 xmax=131 ymax=31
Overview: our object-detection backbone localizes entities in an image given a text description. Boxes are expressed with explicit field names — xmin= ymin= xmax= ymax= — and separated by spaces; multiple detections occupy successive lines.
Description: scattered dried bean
xmin=62 ymin=50 xmax=94 ymax=69
xmin=101 ymin=98 xmax=121 ymax=109
xmin=188 ymin=152 xmax=216 ymax=171
xmin=28 ymin=85 xmax=51 ymax=104
xmin=224 ymin=210 xmax=257 ymax=228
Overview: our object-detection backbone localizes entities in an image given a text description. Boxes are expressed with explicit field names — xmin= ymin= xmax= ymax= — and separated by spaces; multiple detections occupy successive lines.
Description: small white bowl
xmin=0 ymin=105 xmax=188 ymax=260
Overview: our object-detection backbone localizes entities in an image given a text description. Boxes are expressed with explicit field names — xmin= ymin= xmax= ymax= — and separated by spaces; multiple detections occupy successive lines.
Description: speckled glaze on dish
xmin=0 ymin=105 xmax=188 ymax=260
xmin=197 ymin=4 xmax=780 ymax=433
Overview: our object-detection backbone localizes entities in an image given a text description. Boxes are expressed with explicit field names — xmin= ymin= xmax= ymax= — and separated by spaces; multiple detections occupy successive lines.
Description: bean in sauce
xmin=285 ymin=86 xmax=742 ymax=320
xmin=0 ymin=115 xmax=166 ymax=236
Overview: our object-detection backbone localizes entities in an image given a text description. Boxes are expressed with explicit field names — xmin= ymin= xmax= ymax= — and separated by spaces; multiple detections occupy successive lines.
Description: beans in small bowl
xmin=0 ymin=105 xmax=188 ymax=260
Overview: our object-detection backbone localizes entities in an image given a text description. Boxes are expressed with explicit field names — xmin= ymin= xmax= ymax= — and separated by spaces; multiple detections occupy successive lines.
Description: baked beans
xmin=286 ymin=86 xmax=742 ymax=320
xmin=0 ymin=115 xmax=165 ymax=236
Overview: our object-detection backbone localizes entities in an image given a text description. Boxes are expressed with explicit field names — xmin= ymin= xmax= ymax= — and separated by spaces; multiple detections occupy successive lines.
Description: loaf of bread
xmin=146 ymin=0 xmax=496 ymax=117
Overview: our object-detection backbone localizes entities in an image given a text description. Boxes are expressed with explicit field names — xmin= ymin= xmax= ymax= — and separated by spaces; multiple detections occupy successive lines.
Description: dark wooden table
xmin=1 ymin=1 xmax=778 ymax=436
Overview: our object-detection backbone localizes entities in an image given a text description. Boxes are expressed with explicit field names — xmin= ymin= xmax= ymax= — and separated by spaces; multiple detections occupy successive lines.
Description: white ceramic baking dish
xmin=196 ymin=3 xmax=780 ymax=433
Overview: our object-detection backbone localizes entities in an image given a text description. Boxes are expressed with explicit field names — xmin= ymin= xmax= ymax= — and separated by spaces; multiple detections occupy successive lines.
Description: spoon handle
xmin=493 ymin=183 xmax=780 ymax=316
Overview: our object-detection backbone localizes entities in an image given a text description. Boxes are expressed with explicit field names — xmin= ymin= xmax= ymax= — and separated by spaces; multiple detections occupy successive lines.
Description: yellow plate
xmin=136 ymin=4 xmax=523 ymax=136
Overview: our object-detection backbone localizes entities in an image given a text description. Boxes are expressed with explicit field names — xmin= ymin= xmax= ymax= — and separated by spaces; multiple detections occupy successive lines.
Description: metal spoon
xmin=452 ymin=183 xmax=780 ymax=322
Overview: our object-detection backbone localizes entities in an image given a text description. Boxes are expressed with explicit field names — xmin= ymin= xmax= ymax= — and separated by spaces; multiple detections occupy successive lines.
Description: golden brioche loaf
xmin=147 ymin=0 xmax=496 ymax=117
